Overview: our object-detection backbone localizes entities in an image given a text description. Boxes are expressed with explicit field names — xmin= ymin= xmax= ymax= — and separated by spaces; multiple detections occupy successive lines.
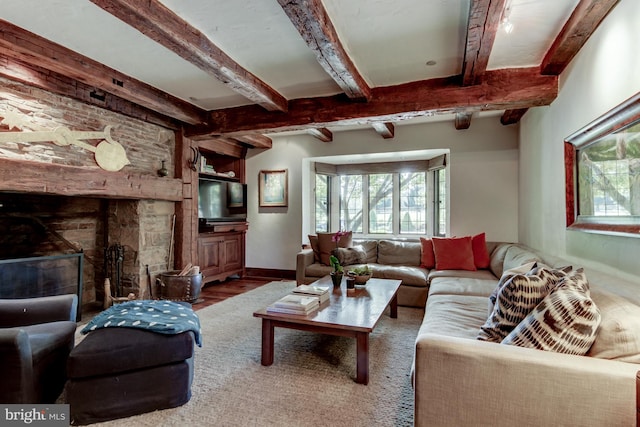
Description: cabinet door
xmin=198 ymin=236 xmax=223 ymax=278
xmin=221 ymin=233 xmax=243 ymax=271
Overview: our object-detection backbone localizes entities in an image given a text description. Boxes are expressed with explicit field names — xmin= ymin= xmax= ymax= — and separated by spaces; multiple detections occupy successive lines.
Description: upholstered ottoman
xmin=66 ymin=301 xmax=201 ymax=425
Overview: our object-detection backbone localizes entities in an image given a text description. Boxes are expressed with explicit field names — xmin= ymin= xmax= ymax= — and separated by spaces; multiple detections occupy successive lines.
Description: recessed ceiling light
xmin=425 ymin=60 xmax=437 ymax=66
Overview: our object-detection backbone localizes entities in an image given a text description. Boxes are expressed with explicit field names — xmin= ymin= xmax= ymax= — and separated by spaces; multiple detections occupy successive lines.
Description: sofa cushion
xmin=419 ymin=294 xmax=489 ymax=339
xmin=428 ymin=269 xmax=497 ymax=283
xmin=489 ymin=243 xmax=514 ymax=277
xmin=317 ymin=231 xmax=352 ymax=265
xmin=306 ymin=263 xmax=333 ymax=277
xmin=487 ymin=261 xmax=539 ymax=313
xmin=419 ymin=237 xmax=435 ymax=269
xmin=308 ymin=234 xmax=320 ymax=262
xmin=377 ymin=240 xmax=421 ymax=266
xmin=501 ymin=269 xmax=600 ymax=356
xmin=471 ymin=233 xmax=490 ymax=269
xmin=478 ymin=265 xmax=567 ymax=342
xmin=428 ymin=277 xmax=497 ymax=298
xmin=371 ymin=264 xmax=428 ymax=287
xmin=353 ymin=239 xmax=378 ymax=264
xmin=588 ymin=288 xmax=640 ymax=364
xmin=502 ymin=245 xmax=541 ymax=273
xmin=432 ymin=236 xmax=476 ymax=271
xmin=333 ymin=245 xmax=366 ymax=266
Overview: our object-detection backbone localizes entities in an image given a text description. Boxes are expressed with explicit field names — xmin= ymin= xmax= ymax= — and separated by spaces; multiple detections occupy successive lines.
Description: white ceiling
xmin=0 ymin=0 xmax=580 ymax=131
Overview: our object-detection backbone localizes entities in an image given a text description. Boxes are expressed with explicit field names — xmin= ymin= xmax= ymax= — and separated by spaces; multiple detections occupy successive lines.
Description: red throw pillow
xmin=419 ymin=237 xmax=435 ymax=269
xmin=432 ymin=236 xmax=476 ymax=271
xmin=472 ymin=233 xmax=490 ymax=269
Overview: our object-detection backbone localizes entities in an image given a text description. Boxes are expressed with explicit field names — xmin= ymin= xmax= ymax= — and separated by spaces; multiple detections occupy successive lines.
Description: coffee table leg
xmin=356 ymin=332 xmax=369 ymax=385
xmin=261 ymin=319 xmax=274 ymax=366
xmin=390 ymin=293 xmax=398 ymax=318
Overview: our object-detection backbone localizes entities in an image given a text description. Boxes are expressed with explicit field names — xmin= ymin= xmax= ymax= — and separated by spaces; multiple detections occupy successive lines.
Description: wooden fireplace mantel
xmin=0 ymin=157 xmax=182 ymax=201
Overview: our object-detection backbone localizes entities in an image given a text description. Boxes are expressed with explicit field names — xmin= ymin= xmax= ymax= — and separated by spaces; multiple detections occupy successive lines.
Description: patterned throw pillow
xmin=487 ymin=261 xmax=538 ymax=313
xmin=478 ymin=265 xmax=568 ymax=342
xmin=333 ymin=245 xmax=366 ymax=266
xmin=501 ymin=269 xmax=601 ymax=355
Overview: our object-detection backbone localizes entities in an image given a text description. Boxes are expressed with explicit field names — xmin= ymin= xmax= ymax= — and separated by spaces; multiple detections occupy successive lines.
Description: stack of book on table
xmin=292 ymin=284 xmax=331 ymax=303
xmin=266 ymin=294 xmax=321 ymax=315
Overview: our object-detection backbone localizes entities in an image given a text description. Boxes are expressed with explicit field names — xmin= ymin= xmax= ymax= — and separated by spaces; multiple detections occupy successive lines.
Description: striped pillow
xmin=478 ymin=265 xmax=568 ymax=342
xmin=501 ymin=269 xmax=601 ymax=355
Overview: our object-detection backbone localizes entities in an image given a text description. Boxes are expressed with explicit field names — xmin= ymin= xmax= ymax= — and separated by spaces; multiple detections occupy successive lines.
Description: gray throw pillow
xmin=333 ymin=245 xmax=366 ymax=266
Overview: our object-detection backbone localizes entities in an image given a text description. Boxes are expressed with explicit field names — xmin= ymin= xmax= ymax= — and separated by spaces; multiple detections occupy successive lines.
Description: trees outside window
xmin=316 ymin=167 xmax=445 ymax=236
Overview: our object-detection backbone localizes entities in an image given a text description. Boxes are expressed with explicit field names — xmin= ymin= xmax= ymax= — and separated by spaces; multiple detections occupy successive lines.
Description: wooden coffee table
xmin=253 ymin=276 xmax=401 ymax=385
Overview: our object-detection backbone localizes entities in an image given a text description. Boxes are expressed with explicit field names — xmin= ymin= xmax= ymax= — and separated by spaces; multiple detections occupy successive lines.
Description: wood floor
xmin=192 ymin=276 xmax=275 ymax=311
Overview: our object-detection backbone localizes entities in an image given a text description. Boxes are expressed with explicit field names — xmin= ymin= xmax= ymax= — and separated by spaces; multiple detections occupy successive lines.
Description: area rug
xmin=88 ymin=280 xmax=423 ymax=426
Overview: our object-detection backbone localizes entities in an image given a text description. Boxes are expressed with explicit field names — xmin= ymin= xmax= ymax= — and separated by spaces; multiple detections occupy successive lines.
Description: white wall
xmin=519 ymin=0 xmax=640 ymax=279
xmin=246 ymin=117 xmax=519 ymax=270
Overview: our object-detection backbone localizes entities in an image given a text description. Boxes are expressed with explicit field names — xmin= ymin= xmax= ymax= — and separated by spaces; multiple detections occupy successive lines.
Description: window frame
xmin=565 ymin=91 xmax=640 ymax=237
xmin=316 ymin=167 xmax=445 ymax=237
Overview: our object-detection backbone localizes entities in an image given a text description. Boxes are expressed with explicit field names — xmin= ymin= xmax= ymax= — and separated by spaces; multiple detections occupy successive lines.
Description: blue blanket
xmin=81 ymin=300 xmax=202 ymax=346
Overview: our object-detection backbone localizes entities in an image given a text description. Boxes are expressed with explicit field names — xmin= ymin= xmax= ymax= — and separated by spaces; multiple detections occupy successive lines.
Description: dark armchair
xmin=0 ymin=294 xmax=78 ymax=403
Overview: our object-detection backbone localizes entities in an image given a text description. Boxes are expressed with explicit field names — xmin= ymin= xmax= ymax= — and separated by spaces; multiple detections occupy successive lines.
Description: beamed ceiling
xmin=0 ymin=0 xmax=619 ymax=148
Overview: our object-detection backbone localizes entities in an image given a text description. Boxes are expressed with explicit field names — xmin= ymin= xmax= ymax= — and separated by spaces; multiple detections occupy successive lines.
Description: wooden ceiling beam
xmin=308 ymin=128 xmax=333 ymax=142
xmin=0 ymin=54 xmax=180 ymax=130
xmin=371 ymin=122 xmax=395 ymax=139
xmin=461 ymin=0 xmax=507 ymax=86
xmin=90 ymin=0 xmax=288 ymax=112
xmin=541 ymin=0 xmax=619 ymax=75
xmin=231 ymin=134 xmax=273 ymax=149
xmin=501 ymin=108 xmax=528 ymax=125
xmin=277 ymin=0 xmax=371 ymax=101
xmin=454 ymin=113 xmax=472 ymax=130
xmin=197 ymin=138 xmax=246 ymax=159
xmin=185 ymin=67 xmax=557 ymax=137
xmin=0 ymin=19 xmax=206 ymax=125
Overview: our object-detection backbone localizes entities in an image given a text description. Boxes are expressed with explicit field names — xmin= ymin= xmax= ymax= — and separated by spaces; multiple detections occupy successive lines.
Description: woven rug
xmin=88 ymin=280 xmax=423 ymax=426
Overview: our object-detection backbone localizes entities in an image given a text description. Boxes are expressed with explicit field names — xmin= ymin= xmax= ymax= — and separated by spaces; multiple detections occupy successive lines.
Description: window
xmin=314 ymin=174 xmax=329 ymax=232
xmin=315 ymin=159 xmax=446 ymax=236
xmin=400 ymin=172 xmax=426 ymax=234
xmin=368 ymin=174 xmax=393 ymax=233
xmin=565 ymin=92 xmax=640 ymax=235
xmin=435 ymin=168 xmax=447 ymax=236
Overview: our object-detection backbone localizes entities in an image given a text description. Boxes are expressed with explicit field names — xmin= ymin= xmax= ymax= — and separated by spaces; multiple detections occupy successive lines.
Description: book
xmin=266 ymin=304 xmax=318 ymax=316
xmin=272 ymin=294 xmax=320 ymax=312
xmin=292 ymin=284 xmax=331 ymax=302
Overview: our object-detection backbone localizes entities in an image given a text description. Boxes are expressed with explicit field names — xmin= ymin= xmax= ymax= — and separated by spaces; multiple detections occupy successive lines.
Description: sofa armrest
xmin=0 ymin=328 xmax=34 ymax=402
xmin=0 ymin=294 xmax=78 ymax=327
xmin=296 ymin=249 xmax=316 ymax=285
xmin=414 ymin=334 xmax=638 ymax=427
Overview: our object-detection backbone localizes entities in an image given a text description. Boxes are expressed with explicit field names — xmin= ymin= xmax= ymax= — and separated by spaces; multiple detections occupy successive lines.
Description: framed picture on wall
xmin=259 ymin=169 xmax=288 ymax=207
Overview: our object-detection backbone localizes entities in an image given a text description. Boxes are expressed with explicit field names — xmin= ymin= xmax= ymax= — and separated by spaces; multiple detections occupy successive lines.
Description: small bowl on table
xmin=348 ymin=272 xmax=371 ymax=286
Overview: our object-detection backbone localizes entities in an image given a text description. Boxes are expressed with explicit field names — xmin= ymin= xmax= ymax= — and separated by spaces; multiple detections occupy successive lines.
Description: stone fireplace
xmin=0 ymin=76 xmax=184 ymax=310
xmin=0 ymin=193 xmax=176 ymax=306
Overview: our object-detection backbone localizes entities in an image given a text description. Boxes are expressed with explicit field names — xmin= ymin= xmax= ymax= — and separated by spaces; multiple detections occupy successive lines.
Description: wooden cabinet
xmin=197 ymin=221 xmax=247 ymax=284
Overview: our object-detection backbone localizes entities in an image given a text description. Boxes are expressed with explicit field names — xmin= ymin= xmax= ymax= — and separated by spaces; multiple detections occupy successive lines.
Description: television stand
xmin=197 ymin=220 xmax=248 ymax=284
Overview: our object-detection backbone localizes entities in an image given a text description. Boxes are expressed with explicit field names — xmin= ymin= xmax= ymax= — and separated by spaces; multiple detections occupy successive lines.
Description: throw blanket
xmin=82 ymin=300 xmax=202 ymax=346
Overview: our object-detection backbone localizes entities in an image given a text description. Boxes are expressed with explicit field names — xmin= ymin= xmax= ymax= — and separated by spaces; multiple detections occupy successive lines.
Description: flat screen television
xmin=198 ymin=177 xmax=247 ymax=223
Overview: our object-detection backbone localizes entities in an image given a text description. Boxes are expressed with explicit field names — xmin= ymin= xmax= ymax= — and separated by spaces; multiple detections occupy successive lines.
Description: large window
xmin=315 ymin=174 xmax=329 ymax=232
xmin=400 ymin=173 xmax=426 ymax=234
xmin=566 ymin=92 xmax=640 ymax=235
xmin=315 ymin=159 xmax=446 ymax=236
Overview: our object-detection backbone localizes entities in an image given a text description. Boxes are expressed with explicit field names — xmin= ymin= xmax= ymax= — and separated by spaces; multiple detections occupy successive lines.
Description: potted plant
xmin=348 ymin=265 xmax=372 ymax=285
xmin=329 ymin=255 xmax=343 ymax=287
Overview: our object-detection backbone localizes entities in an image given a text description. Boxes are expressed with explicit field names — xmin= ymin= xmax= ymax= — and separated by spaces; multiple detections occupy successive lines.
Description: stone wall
xmin=0 ymin=77 xmax=179 ymax=306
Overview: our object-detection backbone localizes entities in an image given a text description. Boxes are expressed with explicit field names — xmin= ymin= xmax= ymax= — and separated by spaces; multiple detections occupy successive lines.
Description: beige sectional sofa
xmin=296 ymin=238 xmax=430 ymax=307
xmin=296 ymin=239 xmax=640 ymax=426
